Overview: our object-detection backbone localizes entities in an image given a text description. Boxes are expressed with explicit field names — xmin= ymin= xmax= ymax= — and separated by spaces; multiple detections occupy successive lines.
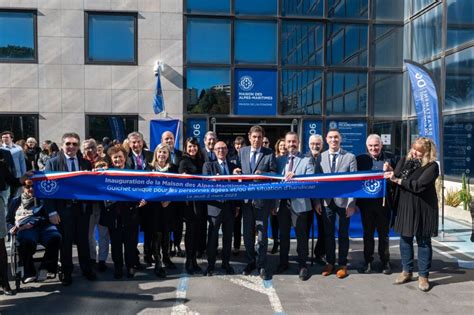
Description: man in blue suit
xmin=275 ymin=131 xmax=315 ymax=281
xmin=237 ymin=125 xmax=277 ymax=280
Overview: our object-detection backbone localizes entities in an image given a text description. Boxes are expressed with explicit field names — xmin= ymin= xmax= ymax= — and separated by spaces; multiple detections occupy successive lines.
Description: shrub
xmin=445 ymin=188 xmax=461 ymax=207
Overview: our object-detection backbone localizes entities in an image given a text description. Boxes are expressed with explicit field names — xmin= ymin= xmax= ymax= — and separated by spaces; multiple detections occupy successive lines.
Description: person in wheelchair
xmin=7 ymin=180 xmax=62 ymax=284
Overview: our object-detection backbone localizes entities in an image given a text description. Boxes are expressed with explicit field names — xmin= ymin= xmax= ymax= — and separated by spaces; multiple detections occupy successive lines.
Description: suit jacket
xmin=202 ymin=159 xmax=240 ymax=217
xmin=126 ymin=150 xmax=154 ymax=170
xmin=170 ymin=149 xmax=183 ymax=166
xmin=0 ymin=160 xmax=20 ymax=191
xmin=0 ymin=148 xmax=15 ymax=175
xmin=99 ymin=200 xmax=138 ymax=229
xmin=44 ymin=152 xmax=92 ymax=216
xmin=320 ymin=148 xmax=357 ymax=209
xmin=238 ymin=146 xmax=277 ymax=209
xmin=202 ymin=147 xmax=217 ymax=163
xmin=276 ymin=153 xmax=314 ymax=213
xmin=305 ymin=152 xmax=324 ymax=209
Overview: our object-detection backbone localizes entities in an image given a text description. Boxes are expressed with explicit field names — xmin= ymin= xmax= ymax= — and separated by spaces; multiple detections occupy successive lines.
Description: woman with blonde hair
xmin=385 ymin=137 xmax=439 ymax=292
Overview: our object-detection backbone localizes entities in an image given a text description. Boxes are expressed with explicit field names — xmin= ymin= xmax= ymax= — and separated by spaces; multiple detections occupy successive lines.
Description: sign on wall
xmin=234 ymin=69 xmax=277 ymax=116
xmin=185 ymin=118 xmax=207 ymax=145
xmin=327 ymin=120 xmax=367 ymax=156
xmin=302 ymin=120 xmax=323 ymax=154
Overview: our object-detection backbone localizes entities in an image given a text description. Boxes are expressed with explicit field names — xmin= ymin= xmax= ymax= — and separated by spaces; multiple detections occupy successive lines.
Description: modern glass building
xmin=0 ymin=0 xmax=472 ymax=181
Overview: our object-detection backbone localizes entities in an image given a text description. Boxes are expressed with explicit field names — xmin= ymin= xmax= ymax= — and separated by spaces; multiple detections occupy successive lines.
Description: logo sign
xmin=234 ymin=69 xmax=277 ymax=116
xmin=38 ymin=180 xmax=59 ymax=196
xmin=302 ymin=120 xmax=322 ymax=154
xmin=327 ymin=121 xmax=367 ymax=156
xmin=362 ymin=179 xmax=383 ymax=195
xmin=185 ymin=118 xmax=207 ymax=145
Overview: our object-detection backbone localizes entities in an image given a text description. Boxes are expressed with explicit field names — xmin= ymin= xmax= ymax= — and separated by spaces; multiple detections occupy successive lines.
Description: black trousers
xmin=171 ymin=203 xmax=184 ymax=248
xmin=306 ymin=210 xmax=326 ymax=258
xmin=270 ymin=212 xmax=279 ymax=242
xmin=278 ymin=201 xmax=309 ymax=267
xmin=109 ymin=223 xmax=138 ymax=269
xmin=183 ymin=202 xmax=206 ymax=259
xmin=360 ymin=203 xmax=391 ymax=264
xmin=207 ymin=207 xmax=235 ymax=267
xmin=233 ymin=208 xmax=242 ymax=250
xmin=197 ymin=203 xmax=208 ymax=253
xmin=242 ymin=203 xmax=270 ymax=268
xmin=57 ymin=204 xmax=91 ymax=275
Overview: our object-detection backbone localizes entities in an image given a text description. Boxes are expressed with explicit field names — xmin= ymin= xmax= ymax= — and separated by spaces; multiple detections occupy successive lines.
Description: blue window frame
xmin=235 ymin=20 xmax=277 ymax=64
xmin=186 ymin=0 xmax=230 ymax=14
xmin=281 ymin=0 xmax=324 ymax=17
xmin=187 ymin=18 xmax=231 ymax=64
xmin=281 ymin=70 xmax=322 ymax=115
xmin=327 ymin=24 xmax=367 ymax=66
xmin=0 ymin=10 xmax=36 ymax=62
xmin=235 ymin=0 xmax=277 ymax=15
xmin=86 ymin=12 xmax=137 ymax=65
xmin=326 ymin=72 xmax=367 ymax=116
xmin=186 ymin=68 xmax=230 ymax=114
xmin=327 ymin=0 xmax=368 ymax=19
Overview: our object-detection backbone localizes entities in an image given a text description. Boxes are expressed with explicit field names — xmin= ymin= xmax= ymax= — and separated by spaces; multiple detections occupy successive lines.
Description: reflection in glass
xmin=281 ymin=70 xmax=322 ymax=115
xmin=372 ymin=121 xmax=403 ymax=156
xmin=235 ymin=0 xmax=277 ymax=15
xmin=186 ymin=68 xmax=230 ymax=114
xmin=235 ymin=21 xmax=277 ymax=64
xmin=0 ymin=115 xmax=37 ymax=140
xmin=412 ymin=5 xmax=441 ymax=62
xmin=443 ymin=112 xmax=473 ymax=177
xmin=187 ymin=18 xmax=231 ymax=64
xmin=328 ymin=0 xmax=368 ymax=18
xmin=373 ymin=25 xmax=404 ymax=67
xmin=326 ymin=72 xmax=367 ymax=115
xmin=0 ymin=12 xmax=35 ymax=60
xmin=446 ymin=0 xmax=474 ymax=50
xmin=186 ymin=0 xmax=230 ymax=14
xmin=281 ymin=21 xmax=323 ymax=66
xmin=413 ymin=0 xmax=435 ymax=14
xmin=282 ymin=0 xmax=324 ymax=16
xmin=87 ymin=116 xmax=138 ymax=142
xmin=327 ymin=24 xmax=367 ymax=66
xmin=88 ymin=14 xmax=136 ymax=63
xmin=373 ymin=73 xmax=403 ymax=117
xmin=373 ymin=0 xmax=405 ymax=20
xmin=445 ymin=47 xmax=473 ymax=111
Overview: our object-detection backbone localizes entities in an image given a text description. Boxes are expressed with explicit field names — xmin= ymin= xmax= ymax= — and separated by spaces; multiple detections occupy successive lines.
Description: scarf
xmin=15 ymin=193 xmax=35 ymax=224
xmin=398 ymin=158 xmax=422 ymax=180
xmin=155 ymin=163 xmax=170 ymax=172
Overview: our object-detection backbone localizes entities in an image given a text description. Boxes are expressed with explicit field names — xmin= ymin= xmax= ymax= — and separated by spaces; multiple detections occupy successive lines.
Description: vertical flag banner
xmin=405 ymin=60 xmax=441 ymax=150
xmin=150 ymin=119 xmax=180 ymax=152
xmin=107 ymin=117 xmax=126 ymax=142
xmin=153 ymin=69 xmax=164 ymax=114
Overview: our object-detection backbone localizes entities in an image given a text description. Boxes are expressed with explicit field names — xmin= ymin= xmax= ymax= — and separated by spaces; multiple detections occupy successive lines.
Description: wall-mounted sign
xmin=185 ymin=118 xmax=207 ymax=145
xmin=234 ymin=68 xmax=277 ymax=116
xmin=327 ymin=120 xmax=367 ymax=156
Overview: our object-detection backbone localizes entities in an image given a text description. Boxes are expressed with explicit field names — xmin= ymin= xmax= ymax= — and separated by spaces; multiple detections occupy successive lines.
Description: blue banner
xmin=107 ymin=117 xmax=126 ymax=142
xmin=185 ymin=118 xmax=207 ymax=145
xmin=302 ymin=120 xmax=323 ymax=155
xmin=327 ymin=120 xmax=367 ymax=156
xmin=405 ymin=60 xmax=441 ymax=150
xmin=150 ymin=119 xmax=180 ymax=152
xmin=234 ymin=69 xmax=277 ymax=116
xmin=153 ymin=70 xmax=164 ymax=114
xmin=33 ymin=171 xmax=385 ymax=202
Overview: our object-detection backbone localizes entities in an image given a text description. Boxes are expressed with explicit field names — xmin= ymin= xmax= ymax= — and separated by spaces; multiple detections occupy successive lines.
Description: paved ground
xmin=1 ymin=218 xmax=473 ymax=314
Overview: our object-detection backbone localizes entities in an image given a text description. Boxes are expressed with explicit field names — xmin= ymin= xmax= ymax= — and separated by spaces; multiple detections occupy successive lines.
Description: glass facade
xmin=0 ymin=10 xmax=36 ymax=62
xmin=86 ymin=115 xmax=138 ymax=143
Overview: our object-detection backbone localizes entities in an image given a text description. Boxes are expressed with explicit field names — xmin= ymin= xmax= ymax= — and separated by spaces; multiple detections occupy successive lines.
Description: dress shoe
xmin=394 ymin=271 xmax=413 ymax=284
xmin=259 ymin=268 xmax=272 ymax=280
xmin=203 ymin=266 xmax=214 ymax=276
xmin=336 ymin=266 xmax=348 ymax=279
xmin=61 ymin=273 xmax=73 ymax=286
xmin=242 ymin=263 xmax=256 ymax=275
xmin=381 ymin=262 xmax=392 ymax=275
xmin=98 ymin=261 xmax=107 ymax=272
xmin=144 ymin=256 xmax=154 ymax=267
xmin=23 ymin=275 xmax=37 ymax=284
xmin=176 ymin=247 xmax=185 ymax=258
xmin=154 ymin=265 xmax=167 ymax=278
xmin=299 ymin=266 xmax=310 ymax=281
xmin=418 ymin=276 xmax=430 ymax=292
xmin=314 ymin=255 xmax=327 ymax=266
xmin=192 ymin=260 xmax=202 ymax=272
xmin=357 ymin=262 xmax=372 ymax=274
xmin=270 ymin=242 xmax=279 ymax=254
xmin=275 ymin=263 xmax=289 ymax=274
xmin=83 ymin=270 xmax=97 ymax=281
xmin=2 ymin=284 xmax=16 ymax=296
xmin=163 ymin=258 xmax=177 ymax=270
xmin=114 ymin=268 xmax=124 ymax=279
xmin=221 ymin=263 xmax=234 ymax=275
xmin=232 ymin=248 xmax=240 ymax=256
xmin=321 ymin=264 xmax=334 ymax=276
xmin=126 ymin=268 xmax=135 ymax=278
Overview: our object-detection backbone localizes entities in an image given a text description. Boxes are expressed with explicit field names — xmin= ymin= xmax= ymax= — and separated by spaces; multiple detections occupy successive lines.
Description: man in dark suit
xmin=275 ymin=132 xmax=314 ymax=281
xmin=237 ymin=125 xmax=277 ymax=280
xmin=0 ymin=148 xmax=15 ymax=207
xmin=356 ymin=134 xmax=397 ymax=275
xmin=125 ymin=131 xmax=154 ymax=266
xmin=202 ymin=131 xmax=217 ymax=163
xmin=161 ymin=130 xmax=183 ymax=166
xmin=228 ymin=136 xmax=245 ymax=255
xmin=44 ymin=132 xmax=96 ymax=286
xmin=318 ymin=129 xmax=357 ymax=279
xmin=202 ymin=141 xmax=239 ymax=276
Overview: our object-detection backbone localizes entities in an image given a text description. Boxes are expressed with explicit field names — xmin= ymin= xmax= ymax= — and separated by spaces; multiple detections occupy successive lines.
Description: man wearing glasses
xmin=44 ymin=132 xmax=96 ymax=286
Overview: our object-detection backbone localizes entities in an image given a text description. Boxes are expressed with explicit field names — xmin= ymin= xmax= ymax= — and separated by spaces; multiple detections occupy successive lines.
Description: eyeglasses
xmin=263 ymin=141 xmax=269 ymax=144
xmin=65 ymin=142 xmax=79 ymax=147
xmin=215 ymin=147 xmax=227 ymax=151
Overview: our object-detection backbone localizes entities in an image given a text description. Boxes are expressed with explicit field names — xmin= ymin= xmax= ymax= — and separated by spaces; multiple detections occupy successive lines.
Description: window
xmin=281 ymin=21 xmax=324 ymax=66
xmin=446 ymin=0 xmax=474 ymax=50
xmin=186 ymin=0 xmax=230 ymax=14
xmin=412 ymin=0 xmax=436 ymax=14
xmin=235 ymin=0 xmax=277 ymax=15
xmin=412 ymin=5 xmax=441 ymax=62
xmin=326 ymin=72 xmax=367 ymax=116
xmin=86 ymin=115 xmax=138 ymax=142
xmin=327 ymin=0 xmax=368 ymax=19
xmin=282 ymin=0 xmax=324 ymax=16
xmin=443 ymin=112 xmax=473 ymax=178
xmin=86 ymin=12 xmax=137 ymax=64
xmin=186 ymin=68 xmax=230 ymax=114
xmin=373 ymin=73 xmax=403 ymax=117
xmin=281 ymin=70 xmax=322 ymax=115
xmin=0 ymin=10 xmax=36 ymax=62
xmin=187 ymin=18 xmax=231 ymax=64
xmin=372 ymin=0 xmax=405 ymax=20
xmin=327 ymin=24 xmax=367 ymax=66
xmin=445 ymin=47 xmax=474 ymax=111
xmin=0 ymin=115 xmax=38 ymax=140
xmin=235 ymin=20 xmax=277 ymax=64
xmin=373 ymin=25 xmax=404 ymax=67
xmin=372 ymin=121 xmax=403 ymax=156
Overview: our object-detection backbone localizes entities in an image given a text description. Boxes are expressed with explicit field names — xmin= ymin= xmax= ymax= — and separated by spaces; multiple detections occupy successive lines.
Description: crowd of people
xmin=0 ymin=126 xmax=440 ymax=295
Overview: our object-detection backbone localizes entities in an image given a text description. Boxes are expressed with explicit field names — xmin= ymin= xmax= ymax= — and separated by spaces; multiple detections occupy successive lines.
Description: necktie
xmin=69 ymin=158 xmax=76 ymax=172
xmin=209 ymin=151 xmax=216 ymax=161
xmin=288 ymin=156 xmax=294 ymax=173
xmin=136 ymin=155 xmax=143 ymax=170
xmin=330 ymin=153 xmax=338 ymax=173
xmin=221 ymin=162 xmax=228 ymax=175
xmin=250 ymin=150 xmax=257 ymax=173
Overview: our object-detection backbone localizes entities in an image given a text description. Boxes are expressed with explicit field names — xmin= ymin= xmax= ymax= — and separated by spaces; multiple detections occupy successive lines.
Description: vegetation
xmin=445 ymin=188 xmax=461 ymax=208
xmin=459 ymin=173 xmax=472 ymax=211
